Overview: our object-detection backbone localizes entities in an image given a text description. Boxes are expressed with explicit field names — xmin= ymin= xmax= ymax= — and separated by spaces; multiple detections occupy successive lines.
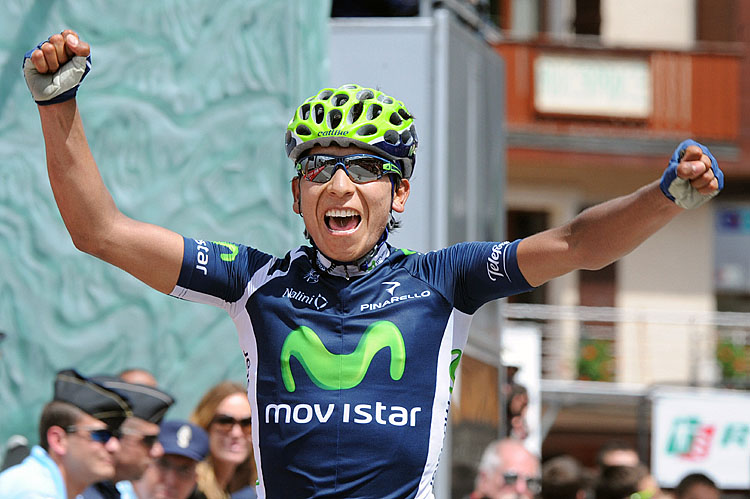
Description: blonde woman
xmin=190 ymin=381 xmax=256 ymax=499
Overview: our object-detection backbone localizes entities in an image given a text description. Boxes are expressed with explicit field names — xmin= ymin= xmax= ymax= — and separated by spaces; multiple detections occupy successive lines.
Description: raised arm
xmin=517 ymin=143 xmax=723 ymax=287
xmin=27 ymin=31 xmax=183 ymax=294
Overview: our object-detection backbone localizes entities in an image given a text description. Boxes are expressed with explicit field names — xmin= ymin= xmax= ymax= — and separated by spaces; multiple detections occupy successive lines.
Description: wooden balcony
xmin=493 ymin=41 xmax=746 ymax=173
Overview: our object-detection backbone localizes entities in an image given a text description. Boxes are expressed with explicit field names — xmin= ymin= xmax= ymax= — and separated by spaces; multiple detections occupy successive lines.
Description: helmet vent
xmin=318 ymin=90 xmax=333 ymax=100
xmin=295 ymin=124 xmax=312 ymax=136
xmin=378 ymin=95 xmax=394 ymax=104
xmin=349 ymin=102 xmax=363 ymax=123
xmin=314 ymin=104 xmax=325 ymax=124
xmin=356 ymin=89 xmax=375 ymax=100
xmin=384 ymin=129 xmax=399 ymax=145
xmin=328 ymin=109 xmax=343 ymax=129
xmin=398 ymin=109 xmax=411 ymax=120
xmin=367 ymin=104 xmax=382 ymax=120
xmin=332 ymin=93 xmax=349 ymax=107
xmin=300 ymin=103 xmax=311 ymax=120
xmin=356 ymin=124 xmax=377 ymax=136
xmin=401 ymin=129 xmax=412 ymax=145
xmin=389 ymin=112 xmax=403 ymax=126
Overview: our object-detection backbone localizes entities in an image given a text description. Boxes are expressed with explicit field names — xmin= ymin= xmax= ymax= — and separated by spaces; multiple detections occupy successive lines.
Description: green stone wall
xmin=0 ymin=0 xmax=329 ymax=449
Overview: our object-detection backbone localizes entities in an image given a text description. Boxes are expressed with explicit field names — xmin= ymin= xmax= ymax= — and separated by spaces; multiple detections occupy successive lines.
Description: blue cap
xmin=158 ymin=420 xmax=209 ymax=462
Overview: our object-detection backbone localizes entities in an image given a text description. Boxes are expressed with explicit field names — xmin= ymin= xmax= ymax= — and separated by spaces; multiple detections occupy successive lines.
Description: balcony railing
xmin=501 ymin=303 xmax=750 ymax=389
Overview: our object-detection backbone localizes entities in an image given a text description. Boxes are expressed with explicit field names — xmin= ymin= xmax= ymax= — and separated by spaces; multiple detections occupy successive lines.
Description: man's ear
xmin=47 ymin=425 xmax=68 ymax=456
xmin=291 ymin=177 xmax=301 ymax=215
xmin=392 ymin=179 xmax=410 ymax=213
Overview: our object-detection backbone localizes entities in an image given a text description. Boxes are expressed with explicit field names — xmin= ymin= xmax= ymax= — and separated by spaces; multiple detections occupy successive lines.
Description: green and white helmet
xmin=285 ymin=83 xmax=418 ymax=178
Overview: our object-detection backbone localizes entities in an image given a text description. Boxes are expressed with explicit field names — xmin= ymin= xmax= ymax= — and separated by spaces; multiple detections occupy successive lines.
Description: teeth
xmin=326 ymin=208 xmax=359 ymax=218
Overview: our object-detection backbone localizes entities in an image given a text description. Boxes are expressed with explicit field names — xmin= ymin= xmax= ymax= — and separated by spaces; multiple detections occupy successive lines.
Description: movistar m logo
xmin=280 ymin=321 xmax=406 ymax=392
xmin=212 ymin=241 xmax=238 ymax=262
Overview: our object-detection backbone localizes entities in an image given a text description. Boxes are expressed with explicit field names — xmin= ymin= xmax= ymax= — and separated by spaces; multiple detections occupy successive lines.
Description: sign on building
xmin=534 ymin=54 xmax=652 ymax=119
xmin=651 ymin=387 xmax=750 ymax=489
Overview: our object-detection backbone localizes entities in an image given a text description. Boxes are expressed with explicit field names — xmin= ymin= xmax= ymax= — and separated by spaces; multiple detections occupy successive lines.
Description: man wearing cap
xmin=0 ymin=369 xmax=132 ymax=498
xmin=132 ymin=420 xmax=210 ymax=499
xmin=83 ymin=377 xmax=175 ymax=499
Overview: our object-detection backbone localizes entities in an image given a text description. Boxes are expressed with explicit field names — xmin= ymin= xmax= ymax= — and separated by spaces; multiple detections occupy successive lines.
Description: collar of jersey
xmin=314 ymin=240 xmax=390 ymax=278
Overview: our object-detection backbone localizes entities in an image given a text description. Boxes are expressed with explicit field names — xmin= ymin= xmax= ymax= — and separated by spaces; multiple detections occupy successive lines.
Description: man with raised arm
xmin=23 ymin=31 xmax=722 ymax=499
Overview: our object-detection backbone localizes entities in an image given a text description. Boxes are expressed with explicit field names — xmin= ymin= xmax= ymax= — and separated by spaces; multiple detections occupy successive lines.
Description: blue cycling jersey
xmin=171 ymin=238 xmax=533 ymax=499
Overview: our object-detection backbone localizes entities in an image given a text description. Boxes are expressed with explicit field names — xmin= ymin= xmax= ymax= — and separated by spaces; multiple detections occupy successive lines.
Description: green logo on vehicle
xmin=280 ymin=321 xmax=406 ymax=392
xmin=212 ymin=241 xmax=238 ymax=262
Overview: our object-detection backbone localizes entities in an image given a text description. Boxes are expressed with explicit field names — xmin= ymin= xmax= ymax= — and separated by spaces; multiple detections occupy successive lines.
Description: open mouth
xmin=325 ymin=208 xmax=361 ymax=232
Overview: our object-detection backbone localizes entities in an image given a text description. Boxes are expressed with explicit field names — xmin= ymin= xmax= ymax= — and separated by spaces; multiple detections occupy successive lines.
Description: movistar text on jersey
xmin=265 ymin=402 xmax=422 ymax=427
xmin=360 ymin=290 xmax=431 ymax=311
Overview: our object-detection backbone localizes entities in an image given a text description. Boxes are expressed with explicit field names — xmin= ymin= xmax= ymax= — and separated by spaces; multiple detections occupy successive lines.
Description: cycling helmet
xmin=285 ymin=83 xmax=418 ymax=178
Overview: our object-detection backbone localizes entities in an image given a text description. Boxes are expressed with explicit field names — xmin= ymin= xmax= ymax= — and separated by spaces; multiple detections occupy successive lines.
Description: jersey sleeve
xmin=169 ymin=237 xmax=273 ymax=310
xmin=416 ymin=239 xmax=534 ymax=314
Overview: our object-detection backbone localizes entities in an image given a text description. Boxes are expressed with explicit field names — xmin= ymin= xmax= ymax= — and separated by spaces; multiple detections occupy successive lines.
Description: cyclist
xmin=23 ymin=31 xmax=722 ymax=499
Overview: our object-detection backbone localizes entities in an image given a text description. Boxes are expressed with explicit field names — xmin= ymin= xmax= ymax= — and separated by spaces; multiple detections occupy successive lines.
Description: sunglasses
xmin=65 ymin=425 xmax=116 ymax=444
xmin=118 ymin=427 xmax=160 ymax=449
xmin=210 ymin=414 xmax=252 ymax=434
xmin=296 ymin=154 xmax=402 ymax=184
xmin=502 ymin=471 xmax=542 ymax=495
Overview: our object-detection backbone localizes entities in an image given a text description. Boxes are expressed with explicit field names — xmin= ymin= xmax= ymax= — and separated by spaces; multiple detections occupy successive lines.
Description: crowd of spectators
xmin=0 ymin=369 xmax=733 ymax=499
xmin=0 ymin=368 xmax=256 ymax=499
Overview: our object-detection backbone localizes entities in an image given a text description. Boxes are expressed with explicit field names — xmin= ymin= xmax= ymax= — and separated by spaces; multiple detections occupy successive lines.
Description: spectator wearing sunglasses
xmin=83 ymin=376 xmax=175 ymax=499
xmin=190 ymin=381 xmax=256 ymax=499
xmin=469 ymin=438 xmax=540 ymax=499
xmin=24 ymin=29 xmax=724 ymax=498
xmin=132 ymin=420 xmax=210 ymax=499
xmin=0 ymin=369 xmax=131 ymax=498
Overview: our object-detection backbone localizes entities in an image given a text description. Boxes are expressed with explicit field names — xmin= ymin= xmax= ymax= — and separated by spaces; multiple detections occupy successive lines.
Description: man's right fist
xmin=23 ymin=30 xmax=91 ymax=106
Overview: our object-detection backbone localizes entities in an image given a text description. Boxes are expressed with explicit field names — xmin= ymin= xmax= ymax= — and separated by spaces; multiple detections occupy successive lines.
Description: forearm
xmin=519 ymin=181 xmax=684 ymax=286
xmin=566 ymin=181 xmax=683 ymax=269
xmin=39 ymin=99 xmax=120 ymax=255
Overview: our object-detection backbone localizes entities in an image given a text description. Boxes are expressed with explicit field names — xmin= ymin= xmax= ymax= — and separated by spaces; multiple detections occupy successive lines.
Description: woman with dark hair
xmin=190 ymin=381 xmax=257 ymax=499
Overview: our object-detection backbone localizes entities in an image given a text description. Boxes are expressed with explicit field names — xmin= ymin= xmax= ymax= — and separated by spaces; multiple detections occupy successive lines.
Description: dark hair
xmin=595 ymin=465 xmax=648 ymax=499
xmin=675 ymin=472 xmax=718 ymax=498
xmin=541 ymin=455 xmax=591 ymax=499
xmin=38 ymin=401 xmax=85 ymax=451
xmin=596 ymin=439 xmax=638 ymax=468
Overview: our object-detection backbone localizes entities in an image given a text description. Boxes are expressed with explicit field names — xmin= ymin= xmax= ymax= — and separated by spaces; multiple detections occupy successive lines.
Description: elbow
xmin=69 ymin=231 xmax=102 ymax=257
xmin=581 ymin=259 xmax=615 ymax=272
xmin=68 ymin=222 xmax=115 ymax=259
xmin=64 ymin=209 xmax=122 ymax=259
xmin=566 ymin=240 xmax=619 ymax=272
